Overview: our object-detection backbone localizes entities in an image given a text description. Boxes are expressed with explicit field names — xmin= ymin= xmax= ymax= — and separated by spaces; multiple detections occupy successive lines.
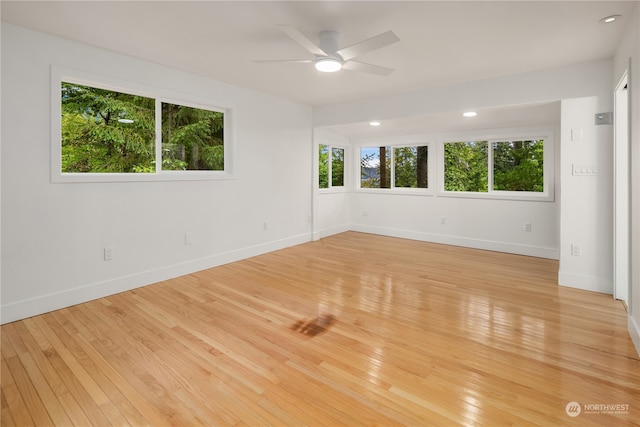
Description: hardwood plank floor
xmin=2 ymin=232 xmax=638 ymax=426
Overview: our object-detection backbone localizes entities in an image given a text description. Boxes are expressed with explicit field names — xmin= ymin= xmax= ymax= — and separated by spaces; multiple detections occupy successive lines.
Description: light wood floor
xmin=2 ymin=232 xmax=639 ymax=426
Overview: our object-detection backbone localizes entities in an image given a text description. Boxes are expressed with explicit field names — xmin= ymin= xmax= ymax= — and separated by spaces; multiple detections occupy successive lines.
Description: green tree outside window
xmin=61 ymin=82 xmax=155 ymax=173
xmin=444 ymin=141 xmax=489 ymax=192
xmin=161 ymin=103 xmax=224 ymax=171
xmin=331 ymin=147 xmax=344 ymax=187
xmin=61 ymin=82 xmax=225 ymax=174
xmin=394 ymin=146 xmax=428 ymax=188
xmin=319 ymin=145 xmax=329 ymax=188
xmin=493 ymin=140 xmax=544 ymax=192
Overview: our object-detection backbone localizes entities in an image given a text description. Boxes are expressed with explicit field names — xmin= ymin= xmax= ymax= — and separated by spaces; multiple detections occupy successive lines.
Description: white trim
xmin=155 ymin=99 xmax=163 ymax=173
xmin=319 ymin=188 xmax=351 ymax=194
xmin=1 ymin=233 xmax=311 ymax=324
xmin=355 ymin=187 xmax=433 ymax=196
xmin=613 ymin=70 xmax=630 ymax=302
xmin=317 ymin=224 xmax=351 ymax=239
xmin=628 ymin=315 xmax=640 ymax=358
xmin=557 ymin=271 xmax=613 ymax=294
xmin=51 ymin=66 xmax=234 ymax=183
xmin=436 ymin=190 xmax=552 ymax=202
xmin=351 ymin=224 xmax=559 ymax=259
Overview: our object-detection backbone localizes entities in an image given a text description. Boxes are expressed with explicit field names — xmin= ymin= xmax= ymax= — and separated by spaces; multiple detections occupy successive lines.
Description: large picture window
xmin=360 ymin=145 xmax=428 ymax=189
xmin=441 ymin=133 xmax=551 ymax=200
xmin=53 ymin=68 xmax=231 ymax=182
xmin=61 ymin=82 xmax=156 ymax=173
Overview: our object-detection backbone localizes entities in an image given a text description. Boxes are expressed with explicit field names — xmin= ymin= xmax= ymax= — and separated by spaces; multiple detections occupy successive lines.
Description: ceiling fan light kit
xmin=315 ymin=56 xmax=343 ymax=72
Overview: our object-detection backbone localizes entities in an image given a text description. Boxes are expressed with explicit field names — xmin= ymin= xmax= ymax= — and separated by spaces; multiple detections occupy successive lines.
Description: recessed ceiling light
xmin=369 ymin=121 xmax=381 ymax=126
xmin=600 ymin=15 xmax=621 ymax=24
xmin=463 ymin=112 xmax=477 ymax=118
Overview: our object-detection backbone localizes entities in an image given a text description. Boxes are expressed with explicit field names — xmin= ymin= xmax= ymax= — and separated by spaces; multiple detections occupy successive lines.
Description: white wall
xmin=1 ymin=24 xmax=313 ymax=323
xmin=613 ymin=3 xmax=640 ymax=356
xmin=351 ymin=187 xmax=559 ymax=259
xmin=558 ymin=97 xmax=613 ymax=293
xmin=314 ymin=128 xmax=351 ymax=240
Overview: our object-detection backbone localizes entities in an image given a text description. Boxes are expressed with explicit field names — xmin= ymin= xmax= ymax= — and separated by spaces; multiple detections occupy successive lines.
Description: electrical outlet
xmin=571 ymin=244 xmax=581 ymax=256
xmin=523 ymin=221 xmax=532 ymax=232
xmin=185 ymin=232 xmax=193 ymax=245
xmin=362 ymin=210 xmax=368 ymax=217
xmin=571 ymin=128 xmax=583 ymax=141
xmin=263 ymin=220 xmax=269 ymax=231
xmin=440 ymin=216 xmax=446 ymax=225
xmin=104 ymin=247 xmax=114 ymax=261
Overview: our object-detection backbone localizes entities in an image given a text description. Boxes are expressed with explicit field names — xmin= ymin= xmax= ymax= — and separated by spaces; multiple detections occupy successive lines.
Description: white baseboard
xmin=557 ymin=271 xmax=613 ymax=294
xmin=629 ymin=315 xmax=640 ymax=359
xmin=351 ymin=224 xmax=559 ymax=259
xmin=316 ymin=224 xmax=351 ymax=240
xmin=1 ymin=233 xmax=311 ymax=324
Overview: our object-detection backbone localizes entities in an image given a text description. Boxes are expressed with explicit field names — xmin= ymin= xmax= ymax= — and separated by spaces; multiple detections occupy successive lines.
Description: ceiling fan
xmin=255 ymin=25 xmax=400 ymax=76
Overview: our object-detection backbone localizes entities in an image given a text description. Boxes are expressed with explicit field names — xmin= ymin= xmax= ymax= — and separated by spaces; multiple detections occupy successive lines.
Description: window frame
xmin=318 ymin=143 xmax=348 ymax=192
xmin=437 ymin=128 xmax=554 ymax=201
xmin=51 ymin=66 xmax=234 ymax=183
xmin=355 ymin=139 xmax=433 ymax=195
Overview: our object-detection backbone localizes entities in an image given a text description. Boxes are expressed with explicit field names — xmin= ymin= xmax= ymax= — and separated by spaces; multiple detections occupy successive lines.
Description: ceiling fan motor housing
xmin=318 ymin=31 xmax=341 ymax=55
xmin=315 ymin=31 xmax=344 ymax=71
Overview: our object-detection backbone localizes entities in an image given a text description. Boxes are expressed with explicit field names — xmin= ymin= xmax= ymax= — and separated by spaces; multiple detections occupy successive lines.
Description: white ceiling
xmin=325 ymin=101 xmax=562 ymax=140
xmin=1 ymin=1 xmax=635 ymax=136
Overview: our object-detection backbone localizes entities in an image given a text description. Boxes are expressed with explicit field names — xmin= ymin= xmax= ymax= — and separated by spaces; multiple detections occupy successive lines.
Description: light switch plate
xmin=572 ymin=164 xmax=598 ymax=176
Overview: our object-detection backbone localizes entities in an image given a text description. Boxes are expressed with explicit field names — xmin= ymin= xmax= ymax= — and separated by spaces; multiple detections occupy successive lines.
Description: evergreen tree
xmin=61 ymin=83 xmax=224 ymax=173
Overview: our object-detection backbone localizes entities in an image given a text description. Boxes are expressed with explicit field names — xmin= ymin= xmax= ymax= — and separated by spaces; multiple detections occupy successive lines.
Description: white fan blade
xmin=253 ymin=59 xmax=313 ymax=64
xmin=342 ymin=60 xmax=395 ymax=76
xmin=277 ymin=25 xmax=327 ymax=56
xmin=337 ymin=30 xmax=399 ymax=61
